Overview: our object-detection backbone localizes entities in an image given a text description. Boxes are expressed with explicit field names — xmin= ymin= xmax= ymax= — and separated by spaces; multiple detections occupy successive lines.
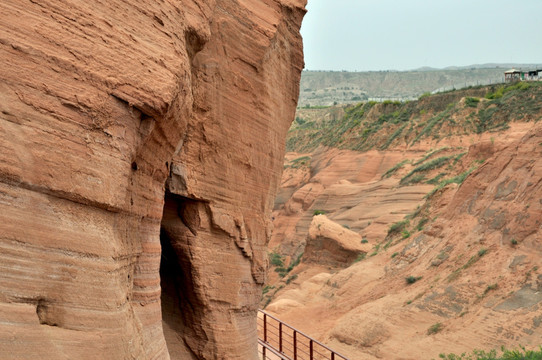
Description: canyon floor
xmin=263 ymin=84 xmax=542 ymax=359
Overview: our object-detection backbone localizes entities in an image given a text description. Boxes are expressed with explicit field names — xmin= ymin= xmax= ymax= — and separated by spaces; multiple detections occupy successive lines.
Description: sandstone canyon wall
xmin=0 ymin=1 xmax=305 ymax=359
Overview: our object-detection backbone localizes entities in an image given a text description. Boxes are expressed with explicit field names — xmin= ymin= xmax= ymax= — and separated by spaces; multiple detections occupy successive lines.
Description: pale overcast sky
xmin=301 ymin=0 xmax=542 ymax=71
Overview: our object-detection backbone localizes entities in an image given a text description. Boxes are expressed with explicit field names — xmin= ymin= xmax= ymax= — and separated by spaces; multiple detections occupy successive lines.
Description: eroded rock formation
xmin=0 ymin=0 xmax=305 ymax=358
xmin=304 ymin=215 xmax=370 ymax=267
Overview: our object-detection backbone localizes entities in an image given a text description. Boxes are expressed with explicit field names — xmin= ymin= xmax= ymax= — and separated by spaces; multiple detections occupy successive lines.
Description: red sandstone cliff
xmin=0 ymin=1 xmax=305 ymax=359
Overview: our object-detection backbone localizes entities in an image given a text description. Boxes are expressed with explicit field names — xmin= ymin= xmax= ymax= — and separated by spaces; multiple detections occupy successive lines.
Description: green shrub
xmin=465 ymin=97 xmax=480 ymax=107
xmin=401 ymin=230 xmax=411 ymax=239
xmin=286 ymin=274 xmax=298 ymax=284
xmin=286 ymin=253 xmax=303 ymax=272
xmin=269 ymin=252 xmax=284 ymax=267
xmin=478 ymin=248 xmax=488 ymax=257
xmin=313 ymin=210 xmax=326 ymax=216
xmin=427 ymin=322 xmax=443 ymax=335
xmin=388 ymin=220 xmax=409 ymax=235
xmin=406 ymin=275 xmax=421 ymax=284
xmin=484 ymin=283 xmax=498 ymax=295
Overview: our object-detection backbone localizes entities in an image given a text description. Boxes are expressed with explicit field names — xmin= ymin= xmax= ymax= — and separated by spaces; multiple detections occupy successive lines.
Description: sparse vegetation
xmin=382 ymin=159 xmax=410 ymax=179
xmin=388 ymin=220 xmax=409 ymax=236
xmin=313 ymin=210 xmax=326 ymax=216
xmin=448 ymin=248 xmax=489 ymax=282
xmin=465 ymin=97 xmax=480 ymax=107
xmin=353 ymin=253 xmax=366 ymax=263
xmin=286 ymin=253 xmax=303 ymax=272
xmin=427 ymin=322 xmax=443 ymax=335
xmin=269 ymin=252 xmax=284 ymax=267
xmin=406 ymin=275 xmax=422 ymax=284
xmin=401 ymin=156 xmax=453 ymax=185
xmin=427 ymin=166 xmax=477 ymax=198
xmin=286 ymin=274 xmax=298 ymax=284
xmin=416 ymin=217 xmax=429 ymax=231
xmin=414 ymin=147 xmax=450 ymax=165
xmin=478 ymin=248 xmax=488 ymax=257
xmin=286 ymin=156 xmax=311 ymax=169
xmin=483 ymin=283 xmax=498 ymax=295
xmin=289 ymin=82 xmax=542 ymax=153
xmin=438 ymin=346 xmax=542 ymax=360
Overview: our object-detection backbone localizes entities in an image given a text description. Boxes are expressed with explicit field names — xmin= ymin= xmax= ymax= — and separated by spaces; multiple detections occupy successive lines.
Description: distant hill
xmin=299 ymin=64 xmax=541 ymax=106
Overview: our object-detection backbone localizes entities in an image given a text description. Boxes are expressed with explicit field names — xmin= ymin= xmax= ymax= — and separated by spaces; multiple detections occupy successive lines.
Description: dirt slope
xmin=265 ymin=86 xmax=542 ymax=359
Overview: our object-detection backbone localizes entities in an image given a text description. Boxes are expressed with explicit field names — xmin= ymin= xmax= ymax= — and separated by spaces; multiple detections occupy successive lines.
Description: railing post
xmin=263 ymin=313 xmax=267 ymax=358
xmin=293 ymin=331 xmax=297 ymax=360
xmin=310 ymin=339 xmax=313 ymax=360
xmin=279 ymin=322 xmax=283 ymax=353
xmin=331 ymin=351 xmax=335 ymax=360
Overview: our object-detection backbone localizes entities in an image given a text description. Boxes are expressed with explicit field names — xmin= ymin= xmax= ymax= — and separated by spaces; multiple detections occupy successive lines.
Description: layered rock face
xmin=0 ymin=0 xmax=305 ymax=359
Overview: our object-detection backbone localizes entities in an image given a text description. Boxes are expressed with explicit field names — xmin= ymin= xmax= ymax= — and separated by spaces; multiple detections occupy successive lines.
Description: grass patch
xmin=447 ymin=248 xmax=488 ymax=282
xmin=426 ymin=167 xmax=476 ymax=198
xmin=427 ymin=322 xmax=443 ymax=335
xmin=287 ymin=156 xmax=311 ymax=169
xmin=286 ymin=253 xmax=303 ymax=272
xmin=381 ymin=123 xmax=408 ymax=150
xmin=382 ymin=159 xmax=410 ymax=179
xmin=353 ymin=252 xmax=367 ymax=263
xmin=417 ymin=217 xmax=429 ymax=231
xmin=388 ymin=220 xmax=409 ymax=236
xmin=286 ymin=274 xmax=298 ymax=284
xmin=438 ymin=346 xmax=542 ymax=360
xmin=401 ymin=173 xmax=426 ymax=185
xmin=465 ymin=97 xmax=480 ymax=107
xmin=401 ymin=156 xmax=452 ymax=185
xmin=414 ymin=147 xmax=450 ymax=165
xmin=269 ymin=252 xmax=284 ymax=267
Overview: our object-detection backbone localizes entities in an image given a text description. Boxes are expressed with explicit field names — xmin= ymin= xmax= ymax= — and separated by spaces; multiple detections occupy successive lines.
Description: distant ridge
xmin=299 ymin=63 xmax=541 ymax=106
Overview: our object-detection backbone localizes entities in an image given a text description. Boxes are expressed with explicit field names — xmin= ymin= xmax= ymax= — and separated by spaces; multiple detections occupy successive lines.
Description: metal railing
xmin=257 ymin=310 xmax=349 ymax=360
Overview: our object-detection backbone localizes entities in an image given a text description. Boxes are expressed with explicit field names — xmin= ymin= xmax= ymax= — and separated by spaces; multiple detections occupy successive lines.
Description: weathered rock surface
xmin=266 ymin=123 xmax=542 ymax=359
xmin=304 ymin=215 xmax=370 ymax=267
xmin=0 ymin=0 xmax=305 ymax=359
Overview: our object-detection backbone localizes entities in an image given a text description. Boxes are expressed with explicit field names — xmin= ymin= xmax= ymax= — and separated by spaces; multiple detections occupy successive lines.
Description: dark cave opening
xmin=159 ymin=193 xmax=199 ymax=359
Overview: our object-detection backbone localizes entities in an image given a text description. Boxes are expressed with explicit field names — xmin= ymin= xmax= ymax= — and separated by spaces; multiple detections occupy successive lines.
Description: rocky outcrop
xmin=304 ymin=215 xmax=370 ymax=267
xmin=0 ymin=0 xmax=305 ymax=359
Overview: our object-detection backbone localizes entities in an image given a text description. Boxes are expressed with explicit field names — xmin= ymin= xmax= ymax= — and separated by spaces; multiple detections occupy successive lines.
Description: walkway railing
xmin=257 ymin=310 xmax=349 ymax=360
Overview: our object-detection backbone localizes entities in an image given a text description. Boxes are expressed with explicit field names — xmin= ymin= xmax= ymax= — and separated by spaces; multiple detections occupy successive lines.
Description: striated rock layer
xmin=0 ymin=0 xmax=305 ymax=359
